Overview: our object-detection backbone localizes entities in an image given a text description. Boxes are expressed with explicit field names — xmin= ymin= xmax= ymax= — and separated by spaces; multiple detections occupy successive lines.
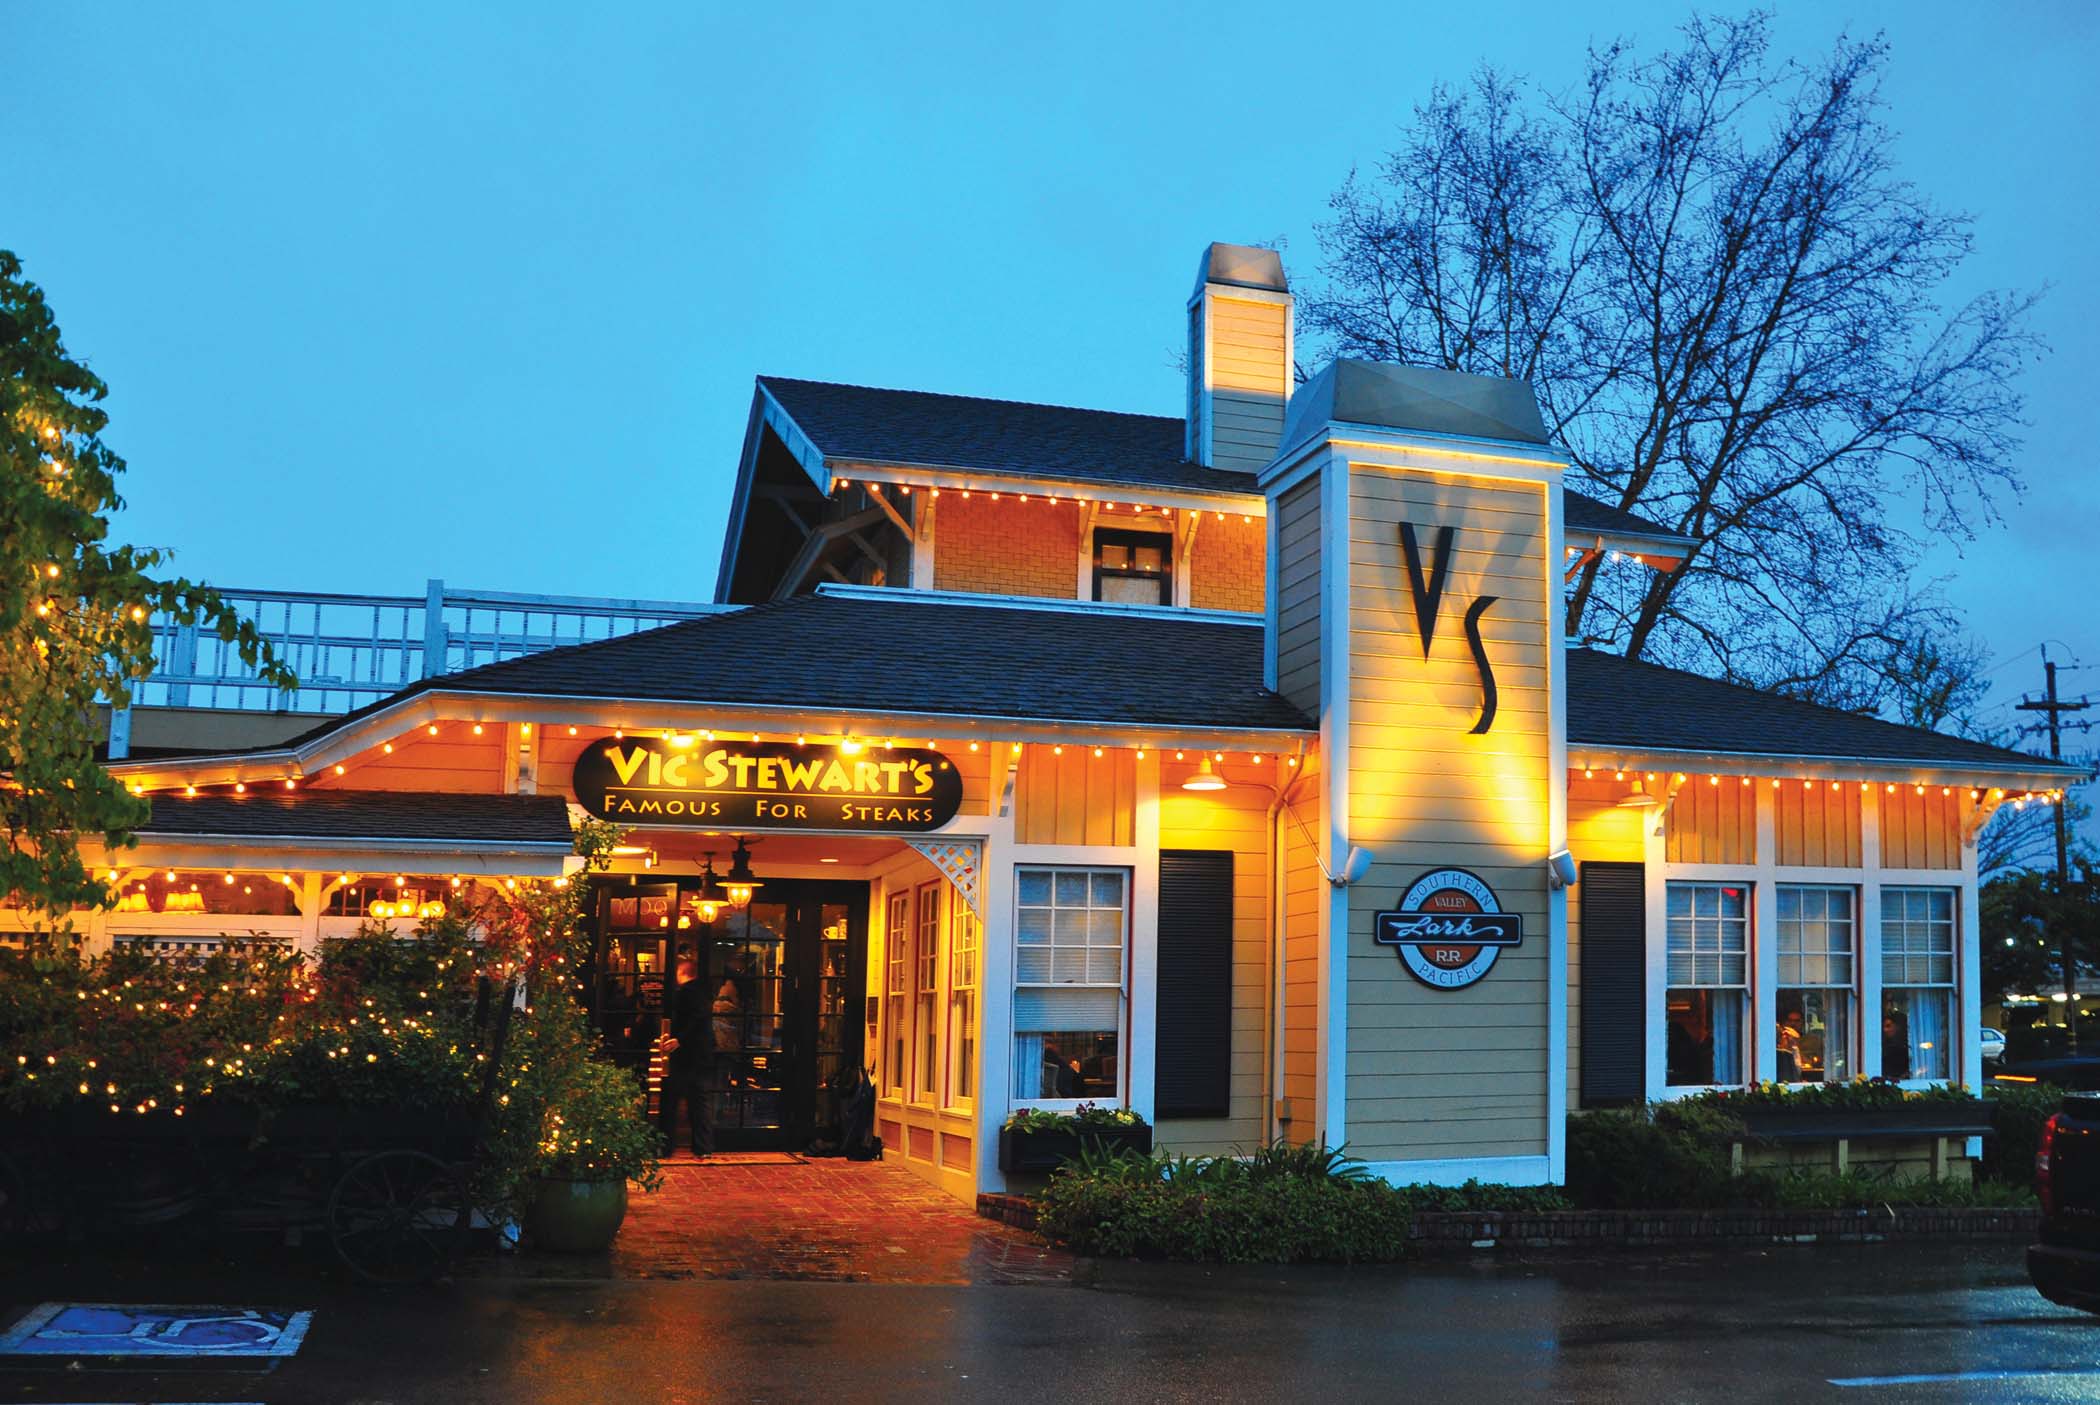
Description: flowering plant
xmin=1691 ymin=1077 xmax=1980 ymax=1111
xmin=1004 ymin=1101 xmax=1149 ymax=1134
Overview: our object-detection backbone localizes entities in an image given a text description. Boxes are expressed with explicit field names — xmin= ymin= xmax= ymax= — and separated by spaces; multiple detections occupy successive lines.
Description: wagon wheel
xmin=326 ymin=1150 xmax=470 ymax=1284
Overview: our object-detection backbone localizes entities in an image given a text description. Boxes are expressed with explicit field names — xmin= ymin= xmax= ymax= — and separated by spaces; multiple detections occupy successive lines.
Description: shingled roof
xmin=1566 ymin=649 xmax=2073 ymax=774
xmin=291 ymin=591 xmax=1311 ymax=739
xmin=758 ymin=375 xmax=1683 ymax=542
xmin=138 ymin=790 xmax=576 ymax=844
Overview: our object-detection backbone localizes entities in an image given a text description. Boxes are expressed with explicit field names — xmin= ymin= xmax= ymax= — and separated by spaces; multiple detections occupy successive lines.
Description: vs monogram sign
xmin=1397 ymin=522 xmax=1500 ymax=735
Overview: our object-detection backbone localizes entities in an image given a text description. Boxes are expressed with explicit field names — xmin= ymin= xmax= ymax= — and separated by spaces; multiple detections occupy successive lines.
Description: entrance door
xmin=698 ymin=881 xmax=867 ymax=1152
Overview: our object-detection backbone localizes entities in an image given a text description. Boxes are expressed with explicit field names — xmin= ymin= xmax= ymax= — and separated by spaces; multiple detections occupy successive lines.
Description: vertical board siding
xmin=1877 ymin=786 xmax=1961 ymax=870
xmin=1274 ymin=478 xmax=1323 ymax=715
xmin=1665 ymin=780 xmax=1759 ymax=865
xmin=1344 ymin=467 xmax=1553 ymax=1164
xmin=1776 ymin=782 xmax=1864 ymax=868
xmin=1566 ymin=777 xmax=1646 ymax=1111
xmin=1154 ymin=849 xmax=1236 ymax=1120
xmin=1013 ymin=746 xmax=1135 ymax=847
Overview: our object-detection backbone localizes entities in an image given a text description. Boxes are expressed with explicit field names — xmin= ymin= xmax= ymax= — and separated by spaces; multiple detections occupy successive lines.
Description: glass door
xmin=706 ymin=901 xmax=790 ymax=1149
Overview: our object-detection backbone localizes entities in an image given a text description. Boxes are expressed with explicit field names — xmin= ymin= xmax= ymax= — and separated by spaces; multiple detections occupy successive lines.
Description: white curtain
xmin=1712 ymin=991 xmax=1743 ymax=1085
xmin=1908 ymin=990 xmax=1949 ymax=1080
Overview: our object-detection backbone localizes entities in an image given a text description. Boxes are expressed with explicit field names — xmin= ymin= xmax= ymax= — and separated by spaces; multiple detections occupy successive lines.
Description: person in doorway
xmin=658 ymin=946 xmax=714 ymax=1156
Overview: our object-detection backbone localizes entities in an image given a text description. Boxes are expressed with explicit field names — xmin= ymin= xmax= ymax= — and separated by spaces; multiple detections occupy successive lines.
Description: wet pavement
xmin=3 ymin=1240 xmax=2098 ymax=1402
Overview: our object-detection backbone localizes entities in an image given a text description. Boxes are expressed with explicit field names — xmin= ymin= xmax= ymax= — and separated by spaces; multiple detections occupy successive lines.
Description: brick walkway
xmin=585 ymin=1153 xmax=1071 ymax=1285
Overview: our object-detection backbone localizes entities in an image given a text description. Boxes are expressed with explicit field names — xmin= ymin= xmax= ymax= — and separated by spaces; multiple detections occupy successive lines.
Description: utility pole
xmin=2018 ymin=652 xmax=2093 ymax=1049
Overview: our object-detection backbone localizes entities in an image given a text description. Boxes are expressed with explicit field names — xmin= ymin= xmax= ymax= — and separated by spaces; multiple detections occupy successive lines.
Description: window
xmin=1013 ymin=866 xmax=1126 ymax=1101
xmin=914 ymin=882 xmax=941 ymax=1101
xmin=948 ymin=901 xmax=979 ymax=1105
xmin=1666 ymin=882 xmax=1749 ymax=1087
xmin=884 ymin=889 xmax=909 ymax=1094
xmin=1093 ymin=528 xmax=1172 ymax=606
xmin=1777 ymin=885 xmax=1856 ymax=1083
xmin=115 ymin=870 xmax=301 ymax=918
xmin=1882 ymin=887 xmax=1957 ymax=1080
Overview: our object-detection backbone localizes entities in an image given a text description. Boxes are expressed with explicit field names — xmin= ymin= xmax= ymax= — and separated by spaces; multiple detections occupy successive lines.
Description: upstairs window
xmin=1093 ymin=529 xmax=1172 ymax=606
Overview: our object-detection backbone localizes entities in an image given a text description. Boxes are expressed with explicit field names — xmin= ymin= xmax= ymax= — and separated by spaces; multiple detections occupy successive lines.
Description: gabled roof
xmin=138 ymin=790 xmax=575 ymax=845
xmin=758 ymin=376 xmax=1253 ymax=496
xmin=755 ymin=375 xmax=1687 ymax=548
xmin=1567 ymin=649 xmax=2077 ymax=775
xmin=292 ymin=591 xmax=1312 ymax=737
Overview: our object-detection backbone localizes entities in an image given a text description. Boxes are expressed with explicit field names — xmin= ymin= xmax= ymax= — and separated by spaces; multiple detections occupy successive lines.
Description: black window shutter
xmin=1579 ymin=861 xmax=1647 ymax=1107
xmin=1155 ymin=849 xmax=1235 ymax=1119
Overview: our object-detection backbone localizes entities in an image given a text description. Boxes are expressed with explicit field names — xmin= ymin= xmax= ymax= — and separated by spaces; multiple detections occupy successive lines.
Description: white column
xmin=1643 ymin=803 xmax=1670 ymax=1101
xmin=1858 ymin=786 xmax=1884 ymax=1080
xmin=1752 ymin=783 xmax=1780 ymax=1086
xmin=1126 ymin=751 xmax=1162 ymax=1124
xmin=975 ymin=785 xmax=1019 ymax=1194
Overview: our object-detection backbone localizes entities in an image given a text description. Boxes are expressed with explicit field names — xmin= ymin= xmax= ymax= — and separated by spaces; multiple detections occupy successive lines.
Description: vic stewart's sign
xmin=571 ymin=738 xmax=963 ymax=833
xmin=1373 ymin=867 xmax=1523 ymax=990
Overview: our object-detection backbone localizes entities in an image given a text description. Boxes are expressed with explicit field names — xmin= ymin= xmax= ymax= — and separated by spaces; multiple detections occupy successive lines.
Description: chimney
xmin=1186 ymin=243 xmax=1292 ymax=472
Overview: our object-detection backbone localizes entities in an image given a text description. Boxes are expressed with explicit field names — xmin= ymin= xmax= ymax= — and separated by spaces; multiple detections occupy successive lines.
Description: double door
xmin=591 ymin=878 xmax=866 ymax=1152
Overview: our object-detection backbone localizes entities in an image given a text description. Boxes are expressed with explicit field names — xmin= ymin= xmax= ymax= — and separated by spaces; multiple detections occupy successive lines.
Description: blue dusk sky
xmin=4 ymin=1 xmax=2095 ymax=768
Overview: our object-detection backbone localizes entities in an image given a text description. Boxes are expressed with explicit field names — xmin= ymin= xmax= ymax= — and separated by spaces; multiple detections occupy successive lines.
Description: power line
xmin=2016 ymin=649 xmax=2094 ymax=1046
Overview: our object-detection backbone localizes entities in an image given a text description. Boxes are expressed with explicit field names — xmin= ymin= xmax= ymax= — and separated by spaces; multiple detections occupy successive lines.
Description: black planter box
xmin=998 ymin=1123 xmax=1153 ymax=1173
xmin=1732 ymin=1102 xmax=1994 ymax=1142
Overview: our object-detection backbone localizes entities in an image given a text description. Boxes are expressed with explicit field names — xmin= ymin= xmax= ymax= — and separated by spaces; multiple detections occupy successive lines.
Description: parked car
xmin=1995 ymin=1057 xmax=2100 ymax=1092
xmin=2030 ymin=1092 xmax=2100 ymax=1312
xmin=1980 ymin=1027 xmax=2007 ymax=1064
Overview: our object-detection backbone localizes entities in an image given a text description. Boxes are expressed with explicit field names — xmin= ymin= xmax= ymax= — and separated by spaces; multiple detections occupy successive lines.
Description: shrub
xmin=1564 ymin=1105 xmax=1743 ymax=1209
xmin=1036 ymin=1169 xmax=1413 ymax=1263
xmin=1982 ymin=1082 xmax=2062 ymax=1187
xmin=1031 ymin=1142 xmax=1567 ymax=1261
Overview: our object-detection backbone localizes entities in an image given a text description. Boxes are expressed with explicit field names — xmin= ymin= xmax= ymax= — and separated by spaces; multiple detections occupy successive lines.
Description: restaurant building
xmin=45 ymin=243 xmax=2081 ymax=1199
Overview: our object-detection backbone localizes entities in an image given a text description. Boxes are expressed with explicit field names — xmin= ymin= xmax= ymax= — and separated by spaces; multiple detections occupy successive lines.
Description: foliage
xmin=1 ymin=250 xmax=293 ymax=919
xmin=0 ymin=830 xmax=657 ymax=1220
xmin=1762 ymin=1170 xmax=2034 ymax=1210
xmin=1032 ymin=1141 xmax=1566 ymax=1262
xmin=1688 ymin=1079 xmax=1981 ymax=1110
xmin=1981 ymin=1081 xmax=2061 ymax=1187
xmin=1564 ymin=1105 xmax=1744 ymax=1210
xmin=1002 ymin=1101 xmax=1148 ymax=1134
xmin=1982 ymin=862 xmax=2100 ymax=1014
xmin=1304 ymin=13 xmax=2041 ymax=705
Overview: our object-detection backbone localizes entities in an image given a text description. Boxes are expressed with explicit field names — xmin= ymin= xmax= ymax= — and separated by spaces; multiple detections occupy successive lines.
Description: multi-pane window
xmin=885 ymin=889 xmax=909 ymax=1094
xmin=1092 ymin=529 xmax=1172 ymax=606
xmin=1013 ymin=866 xmax=1126 ymax=1101
xmin=1665 ymin=883 xmax=1749 ymax=1087
xmin=948 ymin=902 xmax=979 ymax=1105
xmin=1777 ymin=885 xmax=1856 ymax=1083
xmin=1882 ymin=887 xmax=1957 ymax=1080
xmin=914 ymin=882 xmax=941 ymax=1101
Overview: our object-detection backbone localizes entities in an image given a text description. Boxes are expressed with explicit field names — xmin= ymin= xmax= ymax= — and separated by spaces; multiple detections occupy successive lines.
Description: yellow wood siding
xmin=1274 ymin=478 xmax=1322 ymax=715
xmin=1188 ymin=512 xmax=1266 ymax=613
xmin=1876 ymin=785 xmax=1963 ymax=870
xmin=932 ymin=494 xmax=1080 ymax=599
xmin=1013 ymin=745 xmax=1135 ymax=847
xmin=1206 ymin=295 xmax=1288 ymax=472
xmin=1665 ymin=778 xmax=1758 ymax=865
xmin=1343 ymin=467 xmax=1554 ymax=1164
xmin=1154 ymin=755 xmax=1280 ymax=1155
xmin=315 ymin=724 xmax=504 ymax=793
xmin=1776 ymin=781 xmax=1864 ymax=868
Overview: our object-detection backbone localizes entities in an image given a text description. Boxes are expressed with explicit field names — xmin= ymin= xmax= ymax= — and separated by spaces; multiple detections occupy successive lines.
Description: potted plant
xmin=998 ymin=1102 xmax=1152 ymax=1173
xmin=521 ymin=1058 xmax=664 ymax=1252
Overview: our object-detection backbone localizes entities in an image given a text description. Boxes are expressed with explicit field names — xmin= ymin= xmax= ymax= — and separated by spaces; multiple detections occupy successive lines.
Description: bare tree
xmin=1305 ymin=13 xmax=2043 ymax=708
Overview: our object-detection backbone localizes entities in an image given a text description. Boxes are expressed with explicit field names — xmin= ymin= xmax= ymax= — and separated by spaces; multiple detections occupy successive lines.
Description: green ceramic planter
xmin=525 ymin=1176 xmax=629 ymax=1252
